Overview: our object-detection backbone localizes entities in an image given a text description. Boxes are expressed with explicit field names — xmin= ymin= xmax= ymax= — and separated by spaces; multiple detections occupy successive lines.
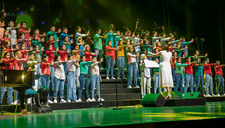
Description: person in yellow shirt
xmin=117 ymin=40 xmax=126 ymax=79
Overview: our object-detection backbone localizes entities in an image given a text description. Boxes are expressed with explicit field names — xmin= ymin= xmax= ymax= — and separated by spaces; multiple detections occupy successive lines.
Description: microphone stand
xmin=113 ymin=74 xmax=122 ymax=110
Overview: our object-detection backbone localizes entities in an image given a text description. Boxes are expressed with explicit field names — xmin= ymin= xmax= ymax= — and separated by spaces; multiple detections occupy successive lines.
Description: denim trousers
xmin=195 ymin=76 xmax=204 ymax=94
xmin=216 ymin=75 xmax=224 ymax=94
xmin=50 ymin=66 xmax=54 ymax=89
xmin=78 ymin=74 xmax=89 ymax=99
xmin=184 ymin=73 xmax=194 ymax=94
xmin=105 ymin=56 xmax=114 ymax=78
xmin=0 ymin=87 xmax=13 ymax=104
xmin=127 ymin=63 xmax=137 ymax=87
xmin=91 ymin=75 xmax=101 ymax=99
xmin=117 ymin=56 xmax=125 ymax=78
xmin=154 ymin=74 xmax=161 ymax=93
xmin=67 ymin=72 xmax=77 ymax=101
xmin=205 ymin=74 xmax=213 ymax=95
xmin=53 ymin=77 xmax=64 ymax=99
xmin=174 ymin=73 xmax=184 ymax=93
xmin=41 ymin=75 xmax=50 ymax=100
xmin=95 ymin=48 xmax=103 ymax=68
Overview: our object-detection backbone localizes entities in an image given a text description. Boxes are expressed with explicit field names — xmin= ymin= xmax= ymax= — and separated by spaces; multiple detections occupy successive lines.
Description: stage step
xmin=48 ymin=93 xmax=142 ymax=101
xmin=0 ymin=99 xmax=141 ymax=112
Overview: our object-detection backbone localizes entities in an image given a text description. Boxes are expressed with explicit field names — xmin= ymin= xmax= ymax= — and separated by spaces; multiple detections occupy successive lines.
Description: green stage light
xmin=16 ymin=14 xmax=32 ymax=28
xmin=30 ymin=7 xmax=34 ymax=12
xmin=55 ymin=18 xmax=60 ymax=23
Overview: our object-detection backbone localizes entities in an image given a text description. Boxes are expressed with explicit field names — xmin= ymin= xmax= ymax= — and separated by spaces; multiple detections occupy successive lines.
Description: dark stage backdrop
xmin=1 ymin=0 xmax=225 ymax=63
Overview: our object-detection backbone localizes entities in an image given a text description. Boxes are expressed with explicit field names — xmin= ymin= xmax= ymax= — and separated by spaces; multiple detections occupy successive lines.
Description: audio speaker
xmin=161 ymin=91 xmax=183 ymax=98
xmin=183 ymin=92 xmax=204 ymax=99
xmin=141 ymin=93 xmax=166 ymax=107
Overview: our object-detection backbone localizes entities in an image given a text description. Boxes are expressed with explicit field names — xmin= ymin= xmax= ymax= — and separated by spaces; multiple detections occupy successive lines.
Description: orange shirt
xmin=117 ymin=46 xmax=125 ymax=58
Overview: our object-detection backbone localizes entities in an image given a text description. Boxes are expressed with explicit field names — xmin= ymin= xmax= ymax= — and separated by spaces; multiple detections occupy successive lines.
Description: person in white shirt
xmin=53 ymin=54 xmax=66 ymax=103
xmin=90 ymin=57 xmax=104 ymax=102
xmin=75 ymin=26 xmax=89 ymax=44
xmin=6 ymin=20 xmax=20 ymax=48
xmin=140 ymin=49 xmax=151 ymax=98
xmin=66 ymin=54 xmax=77 ymax=103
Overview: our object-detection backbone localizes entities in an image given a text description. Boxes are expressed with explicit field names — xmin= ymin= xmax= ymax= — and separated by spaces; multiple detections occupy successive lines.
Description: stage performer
xmin=105 ymin=40 xmax=116 ymax=80
xmin=194 ymin=58 xmax=205 ymax=94
xmin=149 ymin=44 xmax=173 ymax=99
xmin=214 ymin=61 xmax=225 ymax=96
xmin=117 ymin=40 xmax=126 ymax=79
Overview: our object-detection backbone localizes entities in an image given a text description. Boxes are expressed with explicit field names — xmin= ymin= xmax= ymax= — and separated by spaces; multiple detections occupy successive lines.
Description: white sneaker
xmin=67 ymin=100 xmax=71 ymax=103
xmin=48 ymin=100 xmax=53 ymax=104
xmin=111 ymin=77 xmax=115 ymax=80
xmin=86 ymin=98 xmax=91 ymax=102
xmin=98 ymin=98 xmax=105 ymax=102
xmin=223 ymin=94 xmax=225 ymax=97
xmin=9 ymin=100 xmax=17 ymax=105
xmin=76 ymin=98 xmax=82 ymax=102
xmin=90 ymin=98 xmax=96 ymax=102
xmin=54 ymin=99 xmax=57 ymax=103
xmin=216 ymin=94 xmax=221 ymax=97
xmin=117 ymin=77 xmax=121 ymax=79
xmin=106 ymin=77 xmax=110 ymax=80
xmin=60 ymin=99 xmax=66 ymax=103
xmin=205 ymin=94 xmax=211 ymax=97
xmin=127 ymin=86 xmax=132 ymax=89
xmin=134 ymin=86 xmax=140 ymax=88
xmin=211 ymin=94 xmax=216 ymax=97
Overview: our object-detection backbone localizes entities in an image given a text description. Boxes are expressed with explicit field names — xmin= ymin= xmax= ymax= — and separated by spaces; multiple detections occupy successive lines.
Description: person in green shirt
xmin=153 ymin=58 xmax=160 ymax=94
xmin=174 ymin=57 xmax=188 ymax=93
xmin=94 ymin=28 xmax=106 ymax=68
xmin=46 ymin=25 xmax=61 ymax=51
xmin=77 ymin=55 xmax=92 ymax=102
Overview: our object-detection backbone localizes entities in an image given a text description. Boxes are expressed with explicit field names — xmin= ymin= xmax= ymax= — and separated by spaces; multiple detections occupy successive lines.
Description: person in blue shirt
xmin=115 ymin=30 xmax=121 ymax=48
xmin=194 ymin=57 xmax=205 ymax=94
xmin=105 ymin=28 xmax=116 ymax=47
xmin=59 ymin=27 xmax=73 ymax=49
xmin=181 ymin=37 xmax=194 ymax=56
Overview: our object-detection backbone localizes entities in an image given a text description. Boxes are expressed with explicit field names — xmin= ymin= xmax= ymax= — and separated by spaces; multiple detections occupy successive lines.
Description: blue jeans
xmin=195 ymin=76 xmax=204 ymax=94
xmin=95 ymin=48 xmax=103 ymax=68
xmin=37 ymin=63 xmax=42 ymax=89
xmin=62 ymin=63 xmax=67 ymax=84
xmin=91 ymin=75 xmax=100 ymax=99
xmin=127 ymin=63 xmax=137 ymax=87
xmin=184 ymin=73 xmax=193 ymax=94
xmin=174 ymin=73 xmax=184 ymax=93
xmin=154 ymin=74 xmax=161 ymax=93
xmin=105 ymin=56 xmax=114 ymax=78
xmin=67 ymin=72 xmax=76 ymax=101
xmin=205 ymin=74 xmax=213 ymax=95
xmin=0 ymin=87 xmax=13 ymax=104
xmin=216 ymin=75 xmax=224 ymax=94
xmin=78 ymin=74 xmax=89 ymax=99
xmin=117 ymin=56 xmax=125 ymax=78
xmin=50 ymin=66 xmax=54 ymax=89
xmin=41 ymin=75 xmax=50 ymax=100
xmin=53 ymin=77 xmax=64 ymax=99
xmin=172 ymin=68 xmax=175 ymax=83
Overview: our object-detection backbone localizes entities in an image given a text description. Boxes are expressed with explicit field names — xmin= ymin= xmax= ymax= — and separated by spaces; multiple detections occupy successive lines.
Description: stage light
xmin=53 ymin=21 xmax=56 ymax=25
xmin=41 ymin=21 xmax=45 ymax=25
xmin=17 ymin=14 xmax=32 ymax=28
xmin=19 ymin=11 xmax=24 ymax=15
xmin=30 ymin=7 xmax=34 ymax=12
xmin=55 ymin=18 xmax=60 ymax=23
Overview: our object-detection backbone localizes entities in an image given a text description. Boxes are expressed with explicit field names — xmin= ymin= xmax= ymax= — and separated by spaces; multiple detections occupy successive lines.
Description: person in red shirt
xmin=84 ymin=45 xmax=95 ymax=61
xmin=45 ymin=44 xmax=56 ymax=89
xmin=214 ymin=61 xmax=225 ymax=96
xmin=59 ymin=44 xmax=70 ymax=81
xmin=105 ymin=40 xmax=117 ymax=79
xmin=0 ymin=30 xmax=10 ymax=48
xmin=184 ymin=57 xmax=195 ymax=94
xmin=46 ymin=36 xmax=59 ymax=52
xmin=14 ymin=51 xmax=27 ymax=70
xmin=40 ymin=54 xmax=54 ymax=104
xmin=204 ymin=58 xmax=216 ymax=96
xmin=0 ymin=51 xmax=15 ymax=105
xmin=18 ymin=21 xmax=31 ymax=49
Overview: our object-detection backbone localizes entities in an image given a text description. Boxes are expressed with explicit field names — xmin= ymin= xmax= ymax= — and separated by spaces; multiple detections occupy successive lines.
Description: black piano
xmin=0 ymin=70 xmax=35 ymax=111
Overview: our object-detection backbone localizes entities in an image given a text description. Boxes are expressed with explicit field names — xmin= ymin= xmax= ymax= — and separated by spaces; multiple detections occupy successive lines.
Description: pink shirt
xmin=14 ymin=59 xmax=27 ymax=70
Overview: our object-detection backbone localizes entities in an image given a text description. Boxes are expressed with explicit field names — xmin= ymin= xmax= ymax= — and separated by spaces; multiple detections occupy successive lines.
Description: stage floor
xmin=0 ymin=102 xmax=225 ymax=127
